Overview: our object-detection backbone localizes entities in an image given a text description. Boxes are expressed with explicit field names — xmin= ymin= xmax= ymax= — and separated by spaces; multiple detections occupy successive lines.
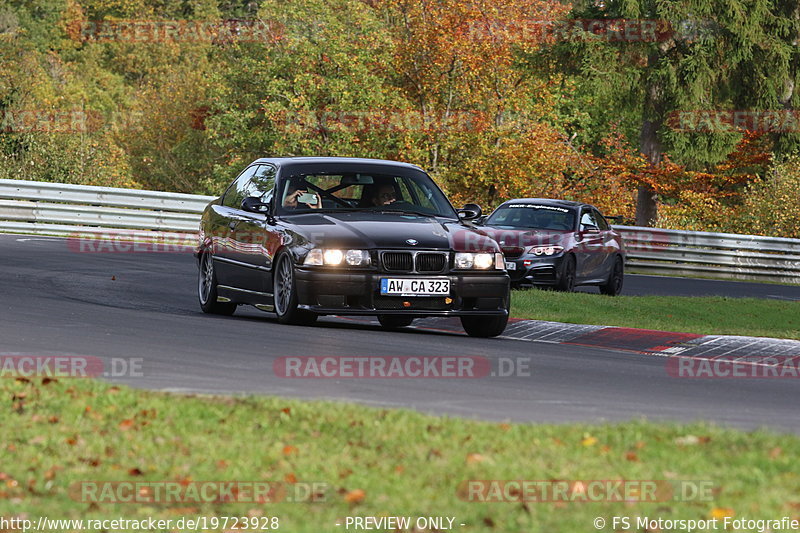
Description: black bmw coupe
xmin=195 ymin=157 xmax=510 ymax=337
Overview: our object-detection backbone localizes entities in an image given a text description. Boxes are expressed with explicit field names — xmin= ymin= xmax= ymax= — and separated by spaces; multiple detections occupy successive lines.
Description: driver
xmin=282 ymin=182 xmax=322 ymax=209
xmin=371 ymin=183 xmax=397 ymax=206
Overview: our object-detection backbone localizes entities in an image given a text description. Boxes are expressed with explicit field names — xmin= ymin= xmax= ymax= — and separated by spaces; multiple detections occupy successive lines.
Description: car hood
xmin=285 ymin=211 xmax=500 ymax=252
xmin=477 ymin=226 xmax=572 ymax=249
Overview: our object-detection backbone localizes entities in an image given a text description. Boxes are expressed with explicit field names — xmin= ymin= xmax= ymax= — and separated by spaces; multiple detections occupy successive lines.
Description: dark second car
xmin=195 ymin=157 xmax=511 ymax=337
xmin=478 ymin=199 xmax=625 ymax=295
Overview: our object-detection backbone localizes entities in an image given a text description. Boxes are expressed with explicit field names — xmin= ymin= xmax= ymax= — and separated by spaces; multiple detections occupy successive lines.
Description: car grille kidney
xmin=501 ymin=246 xmax=524 ymax=259
xmin=415 ymin=253 xmax=446 ymax=273
xmin=381 ymin=251 xmax=447 ymax=273
xmin=382 ymin=252 xmax=414 ymax=272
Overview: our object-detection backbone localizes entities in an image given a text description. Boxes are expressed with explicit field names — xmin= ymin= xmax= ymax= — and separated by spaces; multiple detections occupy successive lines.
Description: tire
xmin=555 ymin=255 xmax=576 ymax=292
xmin=599 ymin=255 xmax=624 ymax=296
xmin=461 ymin=314 xmax=509 ymax=338
xmin=198 ymin=252 xmax=236 ymax=315
xmin=460 ymin=287 xmax=510 ymax=338
xmin=378 ymin=315 xmax=414 ymax=329
xmin=273 ymin=252 xmax=318 ymax=326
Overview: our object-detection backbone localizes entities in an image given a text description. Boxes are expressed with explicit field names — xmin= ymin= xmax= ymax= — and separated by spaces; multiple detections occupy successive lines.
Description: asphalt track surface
xmin=2 ymin=234 xmax=798 ymax=432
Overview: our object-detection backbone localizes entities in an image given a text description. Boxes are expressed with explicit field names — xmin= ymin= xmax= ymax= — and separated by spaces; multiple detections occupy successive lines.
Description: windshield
xmin=485 ymin=204 xmax=576 ymax=231
xmin=276 ymin=171 xmax=458 ymax=218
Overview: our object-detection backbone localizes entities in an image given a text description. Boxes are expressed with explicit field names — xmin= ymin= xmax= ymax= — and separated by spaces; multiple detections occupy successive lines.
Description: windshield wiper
xmin=376 ymin=208 xmax=437 ymax=217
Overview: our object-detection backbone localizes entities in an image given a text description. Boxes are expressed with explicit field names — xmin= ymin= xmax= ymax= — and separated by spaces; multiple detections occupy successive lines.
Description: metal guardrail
xmin=613 ymin=226 xmax=800 ymax=284
xmin=0 ymin=179 xmax=797 ymax=284
xmin=0 ymin=179 xmax=212 ymax=237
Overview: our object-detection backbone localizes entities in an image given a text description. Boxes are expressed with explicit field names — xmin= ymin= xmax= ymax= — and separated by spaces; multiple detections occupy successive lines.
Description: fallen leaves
xmin=710 ymin=507 xmax=735 ymax=519
xmin=282 ymin=445 xmax=298 ymax=456
xmin=466 ymin=453 xmax=490 ymax=465
xmin=580 ymin=435 xmax=598 ymax=447
xmin=344 ymin=488 xmax=366 ymax=504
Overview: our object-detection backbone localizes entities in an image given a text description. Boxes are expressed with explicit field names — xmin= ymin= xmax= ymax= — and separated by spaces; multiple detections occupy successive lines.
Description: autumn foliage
xmin=0 ymin=0 xmax=795 ymax=236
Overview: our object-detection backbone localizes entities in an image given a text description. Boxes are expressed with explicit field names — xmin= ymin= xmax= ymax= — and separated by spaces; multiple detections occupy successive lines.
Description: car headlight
xmin=304 ymin=248 xmax=371 ymax=266
xmin=344 ymin=249 xmax=370 ymax=266
xmin=529 ymin=246 xmax=564 ymax=256
xmin=455 ymin=252 xmax=494 ymax=269
xmin=304 ymin=248 xmax=323 ymax=265
xmin=323 ymin=249 xmax=344 ymax=265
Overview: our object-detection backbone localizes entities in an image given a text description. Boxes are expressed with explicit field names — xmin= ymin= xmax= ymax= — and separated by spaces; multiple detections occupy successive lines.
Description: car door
xmin=592 ymin=208 xmax=616 ymax=280
xmin=575 ymin=208 xmax=604 ymax=280
xmin=213 ymin=165 xmax=260 ymax=287
xmin=224 ymin=165 xmax=277 ymax=294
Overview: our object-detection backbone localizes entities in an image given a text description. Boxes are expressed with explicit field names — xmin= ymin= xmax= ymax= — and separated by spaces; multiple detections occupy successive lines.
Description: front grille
xmin=382 ymin=252 xmax=413 ymax=272
xmin=415 ymin=253 xmax=447 ymax=273
xmin=502 ymin=246 xmax=524 ymax=259
xmin=373 ymin=296 xmax=452 ymax=311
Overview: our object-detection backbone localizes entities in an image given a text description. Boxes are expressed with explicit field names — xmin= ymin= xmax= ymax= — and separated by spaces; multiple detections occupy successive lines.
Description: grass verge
xmin=2 ymin=378 xmax=799 ymax=532
xmin=512 ymin=290 xmax=800 ymax=340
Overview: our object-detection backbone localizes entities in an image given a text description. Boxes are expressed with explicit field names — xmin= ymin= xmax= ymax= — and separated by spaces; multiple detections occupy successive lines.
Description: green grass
xmin=3 ymin=379 xmax=800 ymax=532
xmin=512 ymin=290 xmax=800 ymax=340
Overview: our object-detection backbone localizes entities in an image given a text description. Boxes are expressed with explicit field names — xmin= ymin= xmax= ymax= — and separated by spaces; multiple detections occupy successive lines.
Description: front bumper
xmin=295 ymin=268 xmax=510 ymax=316
xmin=505 ymin=255 xmax=565 ymax=286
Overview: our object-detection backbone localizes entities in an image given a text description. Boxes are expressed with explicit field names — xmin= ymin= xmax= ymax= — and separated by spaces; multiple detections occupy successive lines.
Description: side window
xmin=593 ymin=209 xmax=610 ymax=230
xmin=403 ymin=179 xmax=436 ymax=210
xmin=249 ymin=165 xmax=277 ymax=204
xmin=222 ymin=165 xmax=260 ymax=209
xmin=580 ymin=209 xmax=599 ymax=230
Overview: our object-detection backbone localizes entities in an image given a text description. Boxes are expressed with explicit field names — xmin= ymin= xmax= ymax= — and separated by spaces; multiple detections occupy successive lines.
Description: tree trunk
xmin=635 ymin=184 xmax=658 ymax=226
xmin=637 ymin=53 xmax=665 ymax=227
xmin=636 ymin=119 xmax=661 ymax=226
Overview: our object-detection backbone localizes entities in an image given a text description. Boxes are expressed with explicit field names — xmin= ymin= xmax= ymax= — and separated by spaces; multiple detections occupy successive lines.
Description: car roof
xmin=497 ymin=198 xmax=590 ymax=210
xmin=251 ymin=157 xmax=424 ymax=171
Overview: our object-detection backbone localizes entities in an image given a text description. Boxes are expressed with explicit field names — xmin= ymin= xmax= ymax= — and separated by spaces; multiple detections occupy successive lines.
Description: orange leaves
xmin=117 ymin=409 xmax=157 ymax=432
xmin=710 ymin=507 xmax=735 ymax=519
xmin=344 ymin=488 xmax=366 ymax=504
xmin=465 ymin=453 xmax=488 ymax=465
xmin=282 ymin=445 xmax=299 ymax=456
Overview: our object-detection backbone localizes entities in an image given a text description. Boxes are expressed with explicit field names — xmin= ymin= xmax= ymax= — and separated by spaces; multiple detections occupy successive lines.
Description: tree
xmin=542 ymin=0 xmax=799 ymax=226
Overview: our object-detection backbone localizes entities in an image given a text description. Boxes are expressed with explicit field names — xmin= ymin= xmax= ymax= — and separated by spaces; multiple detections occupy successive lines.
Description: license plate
xmin=380 ymin=278 xmax=450 ymax=296
xmin=505 ymin=262 xmax=516 ymax=271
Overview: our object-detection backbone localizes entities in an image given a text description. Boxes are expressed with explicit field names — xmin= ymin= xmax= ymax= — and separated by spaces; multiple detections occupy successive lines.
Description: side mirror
xmin=241 ymin=196 xmax=271 ymax=214
xmin=457 ymin=203 xmax=482 ymax=221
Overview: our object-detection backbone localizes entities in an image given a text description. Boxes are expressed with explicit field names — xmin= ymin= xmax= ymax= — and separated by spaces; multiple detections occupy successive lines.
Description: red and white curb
xmin=407 ymin=317 xmax=800 ymax=363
